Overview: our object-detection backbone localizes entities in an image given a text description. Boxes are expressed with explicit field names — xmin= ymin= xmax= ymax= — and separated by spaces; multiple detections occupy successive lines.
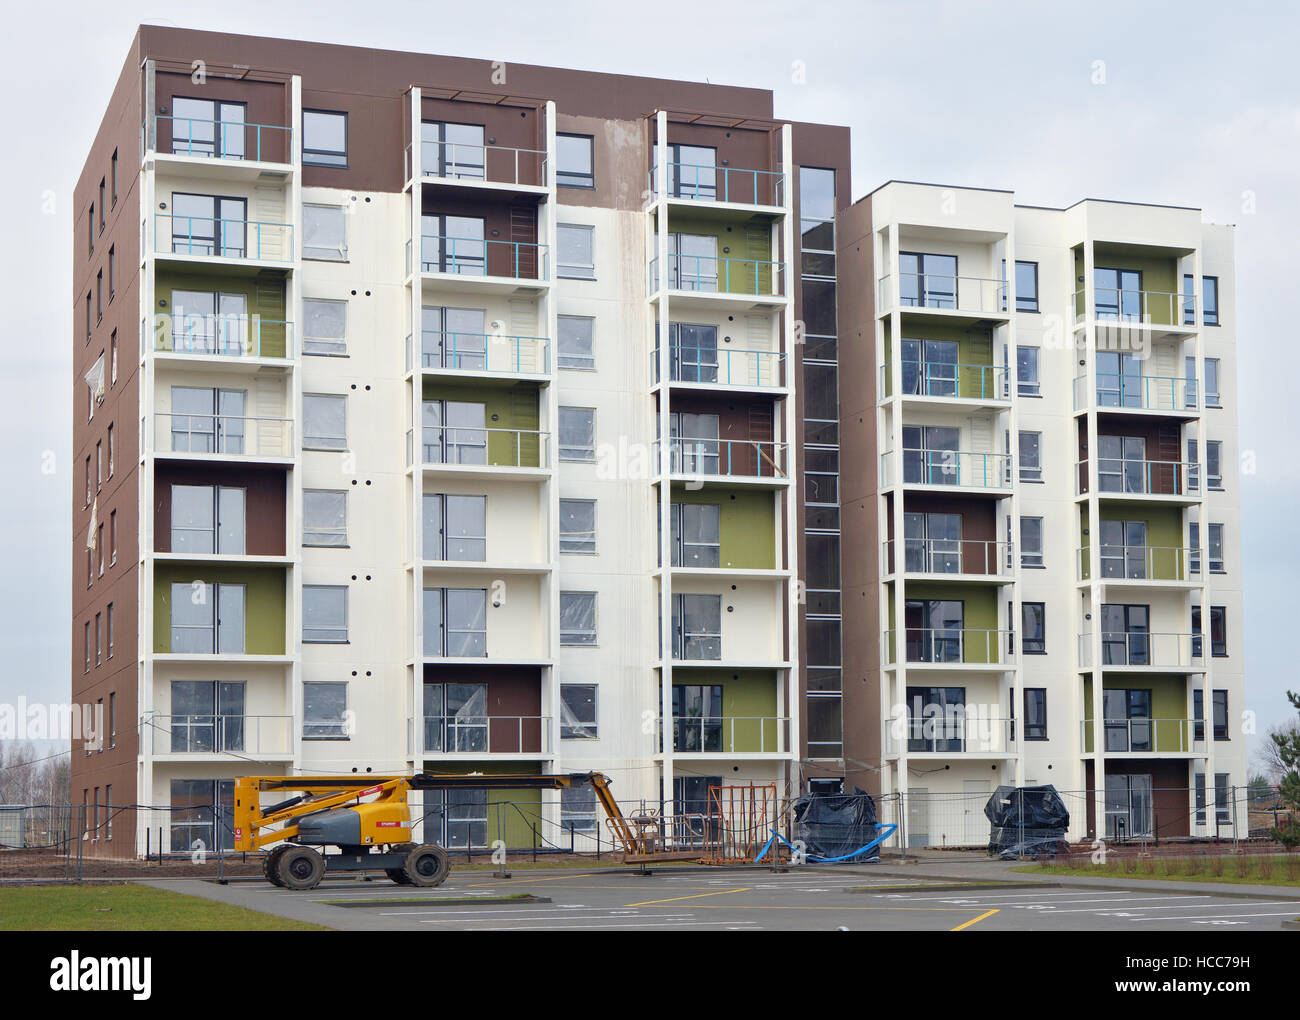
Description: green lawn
xmin=1015 ymin=856 xmax=1300 ymax=888
xmin=0 ymin=884 xmax=330 ymax=931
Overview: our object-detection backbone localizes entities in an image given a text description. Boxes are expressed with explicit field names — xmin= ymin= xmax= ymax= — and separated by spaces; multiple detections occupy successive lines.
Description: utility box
xmin=0 ymin=807 xmax=25 ymax=848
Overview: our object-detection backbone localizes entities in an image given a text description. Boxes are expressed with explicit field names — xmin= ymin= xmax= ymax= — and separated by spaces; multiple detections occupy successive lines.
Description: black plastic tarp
xmin=791 ymin=789 xmax=880 ymax=862
xmin=984 ymin=785 xmax=1071 ymax=859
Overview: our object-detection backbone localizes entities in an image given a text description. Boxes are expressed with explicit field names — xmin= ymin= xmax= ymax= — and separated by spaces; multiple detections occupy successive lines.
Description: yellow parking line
xmin=951 ymin=908 xmax=999 ymax=931
xmin=466 ymin=873 xmax=597 ymax=888
xmin=625 ymin=887 xmax=752 ymax=907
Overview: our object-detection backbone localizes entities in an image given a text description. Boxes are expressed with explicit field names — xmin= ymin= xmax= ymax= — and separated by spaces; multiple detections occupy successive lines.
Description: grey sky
xmin=1 ymin=0 xmax=1295 ymax=765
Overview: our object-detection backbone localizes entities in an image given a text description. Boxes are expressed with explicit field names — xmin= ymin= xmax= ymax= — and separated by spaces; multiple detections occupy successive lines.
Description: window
xmin=303 ymin=585 xmax=349 ymax=642
xmin=170 ymin=193 xmax=247 ymax=257
xmin=107 ymin=425 xmax=115 ymax=478
xmin=1183 ymin=274 xmax=1220 ymax=326
xmin=671 ymin=503 xmax=721 ymax=567
xmin=172 ymin=97 xmax=247 ymax=159
xmin=903 ymin=511 xmax=960 ymax=573
xmin=421 ymin=400 xmax=488 ymax=464
xmin=423 ymin=493 xmax=487 ymax=561
xmin=672 ymin=593 xmax=722 ymax=660
xmin=303 ymin=682 xmax=349 ymax=739
xmin=420 ymin=214 xmax=485 ymax=274
xmin=1204 ymin=358 xmax=1221 ymax=407
xmin=556 ymin=133 xmax=594 ymax=188
xmin=83 ymin=622 xmax=90 ymax=673
xmin=171 ymin=484 xmax=246 ymax=554
xmin=557 ymin=224 xmax=595 ymax=279
xmin=559 ymin=499 xmax=597 ymax=554
xmin=421 ymin=121 xmax=486 ymax=180
xmin=1024 ymin=688 xmax=1048 ymax=740
xmin=557 ymin=315 xmax=595 ymax=370
xmin=900 ymin=424 xmax=958 ymax=485
xmin=1019 ymin=430 xmax=1042 ymax=482
xmin=423 ymin=682 xmax=487 ymax=752
xmin=672 ymin=684 xmax=724 ymax=751
xmin=1015 ymin=260 xmax=1038 ymax=312
xmin=303 ymin=490 xmax=348 ymax=547
xmin=905 ymin=599 xmax=964 ymax=663
xmin=107 ymin=605 xmax=114 ymax=659
xmin=88 ymin=204 xmax=94 ymax=254
xmin=110 ymin=149 xmax=118 ymax=205
xmin=1020 ymin=516 xmax=1044 ymax=568
xmin=1103 ymin=688 xmax=1153 ymax=752
xmin=423 ymin=588 xmax=488 ymax=657
xmin=560 ymin=784 xmax=599 ymax=835
xmin=1016 ymin=346 xmax=1040 ymax=396
xmin=96 ymin=440 xmax=102 ymax=491
xmin=658 ymin=142 xmax=718 ymax=200
xmin=1207 ymin=523 xmax=1225 ymax=573
xmin=169 ymin=779 xmax=235 ymax=853
xmin=421 ymin=306 xmax=486 ymax=369
xmin=560 ymin=684 xmax=597 ymax=739
xmin=95 ymin=613 xmax=101 ymax=666
xmin=98 ymin=180 xmax=105 ymax=230
xmin=303 ymin=393 xmax=346 ymax=450
xmin=108 ymin=692 xmax=116 ymax=747
xmin=1192 ymin=605 xmax=1228 ymax=658
xmin=84 ymin=456 xmax=91 ymax=507
xmin=1213 ymin=689 xmax=1229 ymax=741
xmin=169 ymin=581 xmax=245 ymax=653
xmin=109 ymin=510 xmax=117 ymax=566
xmin=85 ymin=294 xmax=91 ymax=343
xmin=108 ymin=246 xmax=116 ymax=300
xmin=905 ymin=686 xmax=966 ymax=751
xmin=302 ymin=110 xmax=348 ymax=167
xmin=97 ymin=525 xmax=104 ymax=576
xmin=302 ymin=298 xmax=348 ymax=355
xmin=1187 ymin=439 xmax=1224 ymax=490
xmin=110 ymin=331 xmax=118 ymax=385
xmin=560 ymin=591 xmax=598 ymax=646
xmin=303 ymin=205 xmax=347 ymax=261
xmin=899 ymin=252 xmax=957 ymax=308
xmin=1022 ymin=602 xmax=1046 ymax=654
xmin=170 ymin=679 xmax=245 ymax=752
xmin=96 ymin=270 xmax=103 ymax=321
xmin=558 ymin=407 xmax=596 ymax=461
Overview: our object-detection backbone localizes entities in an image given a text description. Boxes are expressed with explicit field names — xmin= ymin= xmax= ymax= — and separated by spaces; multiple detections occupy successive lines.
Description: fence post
xmin=899 ymin=792 xmax=908 ymax=860
xmin=1232 ymin=786 xmax=1239 ymax=852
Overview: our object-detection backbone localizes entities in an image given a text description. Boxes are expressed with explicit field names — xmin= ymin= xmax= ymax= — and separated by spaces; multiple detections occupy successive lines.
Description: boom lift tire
xmin=277 ymin=846 xmax=326 ymax=890
xmin=263 ymin=845 xmax=290 ymax=887
xmin=385 ymin=843 xmax=416 ymax=884
xmin=401 ymin=844 xmax=450 ymax=887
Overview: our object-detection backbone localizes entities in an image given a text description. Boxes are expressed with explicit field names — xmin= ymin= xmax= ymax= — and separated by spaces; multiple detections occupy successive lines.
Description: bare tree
xmin=1255 ymin=721 xmax=1300 ymax=783
xmin=0 ymin=742 xmax=72 ymax=805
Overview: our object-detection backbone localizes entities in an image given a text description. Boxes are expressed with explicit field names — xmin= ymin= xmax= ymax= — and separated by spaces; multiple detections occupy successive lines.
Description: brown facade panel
xmin=153 ymin=462 xmax=289 ymax=556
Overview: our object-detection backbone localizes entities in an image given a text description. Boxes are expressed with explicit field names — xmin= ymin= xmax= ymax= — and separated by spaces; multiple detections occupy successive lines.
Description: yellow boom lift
xmin=233 ymin=771 xmax=697 ymax=889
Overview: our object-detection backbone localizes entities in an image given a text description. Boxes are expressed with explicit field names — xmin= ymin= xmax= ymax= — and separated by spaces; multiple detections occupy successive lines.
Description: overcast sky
xmin=2 ymin=0 xmax=1295 ymax=766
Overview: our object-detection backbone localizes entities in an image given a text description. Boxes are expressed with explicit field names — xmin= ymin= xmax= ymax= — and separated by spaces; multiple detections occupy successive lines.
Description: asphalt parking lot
xmin=143 ymin=865 xmax=1300 ymax=931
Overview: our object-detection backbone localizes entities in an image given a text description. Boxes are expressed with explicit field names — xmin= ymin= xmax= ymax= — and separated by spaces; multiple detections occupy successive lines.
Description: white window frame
xmin=303 ymin=584 xmax=349 ymax=643
xmin=557 ymin=223 xmax=595 ymax=280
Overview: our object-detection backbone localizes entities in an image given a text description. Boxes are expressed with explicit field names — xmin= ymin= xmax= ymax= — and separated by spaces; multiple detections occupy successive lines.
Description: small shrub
xmin=1210 ymin=854 xmax=1225 ymax=877
xmin=1257 ymin=856 xmax=1273 ymax=881
xmin=1234 ymin=855 xmax=1250 ymax=879
xmin=1285 ymin=854 xmax=1299 ymax=882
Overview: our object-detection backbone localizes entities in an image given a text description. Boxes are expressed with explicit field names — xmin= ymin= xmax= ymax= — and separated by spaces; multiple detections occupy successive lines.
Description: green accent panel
xmin=671 ymin=668 xmax=778 ymax=752
xmin=887 ymin=581 xmax=999 ymax=664
xmin=422 ymin=381 xmax=541 ymax=467
xmin=1090 ymin=246 xmax=1182 ymax=326
xmin=418 ymin=761 xmax=542 ymax=848
xmin=880 ymin=322 xmax=997 ymax=399
xmin=152 ymin=564 xmax=286 ymax=654
xmin=1082 ymin=675 xmax=1194 ymax=753
xmin=666 ymin=212 xmax=773 ymax=295
xmin=1079 ymin=505 xmax=1187 ymax=581
xmin=156 ymin=271 xmax=289 ymax=357
xmin=672 ymin=487 xmax=774 ymax=569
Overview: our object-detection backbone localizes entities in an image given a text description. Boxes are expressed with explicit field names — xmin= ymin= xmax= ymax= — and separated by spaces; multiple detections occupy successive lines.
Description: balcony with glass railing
xmin=413 ymin=139 xmax=548 ymax=189
xmin=408 ymin=425 xmax=550 ymax=471
xmin=1075 ymin=459 xmax=1199 ymax=499
xmin=878 ymin=273 xmax=1007 ymax=317
xmin=155 ymin=413 xmax=294 ymax=459
xmin=415 ymin=714 xmax=552 ymax=756
xmin=1073 ymin=373 xmax=1198 ymax=413
xmin=1081 ymin=717 xmax=1207 ymax=755
xmin=1077 ymin=545 xmax=1197 ymax=583
xmin=149 ymin=114 xmax=293 ymax=165
xmin=884 ymin=628 xmax=1015 ymax=667
xmin=406 ymin=330 xmax=549 ymax=376
xmin=648 ymin=162 xmax=785 ymax=208
xmin=885 ymin=714 xmax=1017 ymax=757
xmin=880 ymin=361 xmax=1008 ymax=403
xmin=155 ymin=313 xmax=293 ymax=360
xmin=143 ymin=713 xmax=293 ymax=758
xmin=883 ymin=538 xmax=1013 ymax=580
xmin=1078 ymin=631 xmax=1203 ymax=670
xmin=659 ymin=715 xmax=789 ymax=755
xmin=652 ymin=345 xmax=785 ymax=389
xmin=656 ymin=437 xmax=788 ymax=482
xmin=1073 ymin=288 xmax=1193 ymax=329
xmin=410 ymin=235 xmax=549 ymax=283
xmin=159 ymin=214 xmax=293 ymax=264
xmin=650 ymin=254 xmax=787 ymax=300
xmin=880 ymin=449 xmax=1012 ymax=491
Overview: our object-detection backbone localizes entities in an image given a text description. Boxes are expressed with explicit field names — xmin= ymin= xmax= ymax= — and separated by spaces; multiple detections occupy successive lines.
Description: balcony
xmin=143 ymin=713 xmax=293 ymax=758
xmin=652 ymin=346 xmax=785 ymax=390
xmin=1075 ymin=459 xmax=1199 ymax=500
xmin=1081 ymin=718 xmax=1207 ymax=755
xmin=885 ymin=628 xmax=1014 ymax=668
xmin=1077 ymin=545 xmax=1197 ymax=584
xmin=417 ymin=715 xmax=551 ymax=757
xmin=650 ymin=254 xmax=787 ymax=302
xmin=409 ymin=425 xmax=550 ymax=473
xmin=648 ymin=162 xmax=785 ymax=209
xmin=157 ymin=214 xmax=293 ymax=265
xmin=1073 ymin=288 xmax=1192 ymax=330
xmin=155 ymin=313 xmax=293 ymax=361
xmin=151 ymin=114 xmax=293 ymax=166
xmin=411 ymin=235 xmax=549 ymax=287
xmin=1078 ymin=631 xmax=1203 ymax=670
xmin=880 ymin=361 xmax=1009 ymax=403
xmin=885 ymin=715 xmax=1017 ymax=757
xmin=878 ymin=273 xmax=1007 ymax=318
xmin=656 ymin=437 xmax=789 ymax=484
xmin=155 ymin=413 xmax=294 ymax=460
xmin=413 ymin=139 xmax=548 ymax=190
xmin=407 ymin=330 xmax=549 ymax=377
xmin=880 ymin=449 xmax=1011 ymax=492
xmin=660 ymin=716 xmax=789 ymax=756
xmin=1073 ymin=373 xmax=1198 ymax=413
xmin=883 ymin=538 xmax=1013 ymax=581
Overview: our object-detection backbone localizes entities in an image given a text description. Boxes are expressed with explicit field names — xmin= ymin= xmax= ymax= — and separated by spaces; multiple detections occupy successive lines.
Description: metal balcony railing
xmin=656 ymin=437 xmax=788 ymax=480
xmin=1073 ymin=373 xmax=1198 ymax=412
xmin=880 ymin=449 xmax=1012 ymax=489
xmin=1077 ymin=545 xmax=1197 ymax=582
xmin=648 ymin=161 xmax=785 ymax=206
xmin=650 ymin=254 xmax=786 ymax=298
xmin=153 ymin=114 xmax=292 ymax=163
xmin=660 ymin=716 xmax=789 ymax=755
xmin=409 ymin=426 xmax=550 ymax=469
xmin=160 ymin=213 xmax=293 ymax=262
xmin=886 ymin=715 xmax=1018 ymax=755
xmin=407 ymin=331 xmax=549 ymax=375
xmin=156 ymin=314 xmax=293 ymax=359
xmin=418 ymin=715 xmax=551 ymax=755
xmin=652 ymin=346 xmax=785 ymax=388
xmin=884 ymin=628 xmax=1015 ymax=666
xmin=881 ymin=361 xmax=1009 ymax=401
xmin=145 ymin=714 xmax=292 ymax=756
xmin=413 ymin=235 xmax=549 ymax=281
xmin=878 ymin=273 xmax=1007 ymax=315
xmin=155 ymin=413 xmax=294 ymax=458
xmin=1078 ymin=631 xmax=1203 ymax=669
xmin=1081 ymin=718 xmax=1207 ymax=754
xmin=883 ymin=538 xmax=1014 ymax=578
xmin=419 ymin=140 xmax=548 ymax=188
xmin=1074 ymin=288 xmax=1190 ymax=327
xmin=1076 ymin=459 xmax=1199 ymax=497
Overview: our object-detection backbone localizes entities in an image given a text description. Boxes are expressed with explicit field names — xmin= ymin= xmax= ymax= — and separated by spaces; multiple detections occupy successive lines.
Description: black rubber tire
xmin=385 ymin=868 xmax=413 ymax=885
xmin=276 ymin=846 xmax=326 ymax=891
xmin=401 ymin=844 xmax=451 ymax=888
xmin=264 ymin=846 xmax=290 ymax=887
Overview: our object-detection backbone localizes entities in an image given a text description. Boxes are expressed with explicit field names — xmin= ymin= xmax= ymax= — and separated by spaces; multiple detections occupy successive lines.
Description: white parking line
xmin=892 ymin=889 xmax=1150 ymax=902
xmin=1124 ymin=911 xmax=1300 ymax=922
xmin=937 ymin=895 xmax=1210 ymax=908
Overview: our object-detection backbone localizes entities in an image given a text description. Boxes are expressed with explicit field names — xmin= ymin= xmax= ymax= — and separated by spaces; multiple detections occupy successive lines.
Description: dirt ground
xmin=0 ymin=847 xmax=264 ymax=880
